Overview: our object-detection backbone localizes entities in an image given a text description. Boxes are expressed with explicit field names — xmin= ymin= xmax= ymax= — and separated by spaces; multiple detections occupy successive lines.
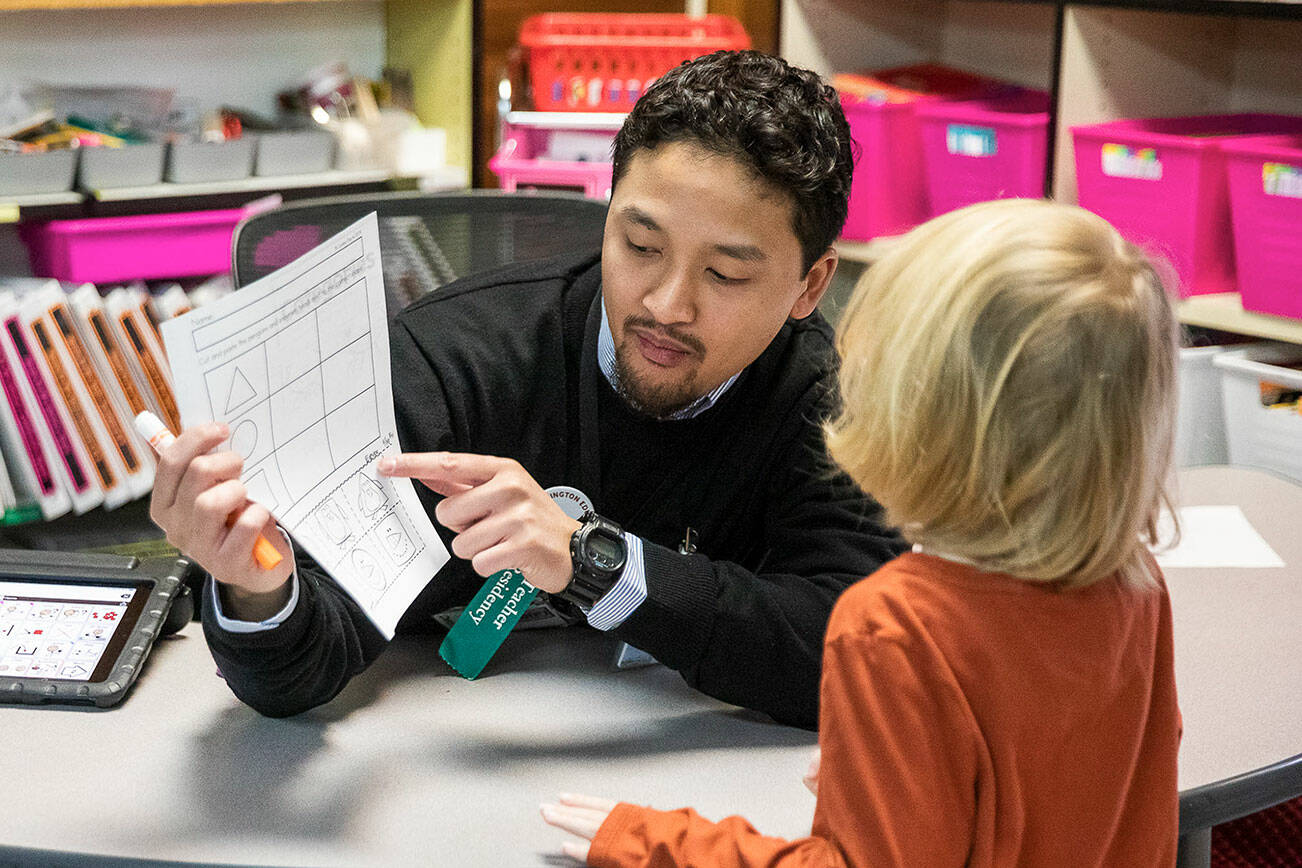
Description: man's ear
xmin=788 ymin=248 xmax=838 ymax=320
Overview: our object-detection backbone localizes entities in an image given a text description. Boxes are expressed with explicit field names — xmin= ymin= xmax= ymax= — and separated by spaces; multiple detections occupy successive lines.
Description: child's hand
xmin=803 ymin=749 xmax=821 ymax=795
xmin=541 ymin=793 xmax=618 ymax=863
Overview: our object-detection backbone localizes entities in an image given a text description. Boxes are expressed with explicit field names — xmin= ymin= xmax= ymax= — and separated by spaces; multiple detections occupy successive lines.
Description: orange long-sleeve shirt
xmin=589 ymin=551 xmax=1180 ymax=867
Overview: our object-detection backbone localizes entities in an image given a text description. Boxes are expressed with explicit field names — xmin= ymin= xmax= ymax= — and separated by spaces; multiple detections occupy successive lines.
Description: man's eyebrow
xmin=619 ymin=205 xmax=661 ymax=232
xmin=713 ymin=243 xmax=768 ymax=263
xmin=620 ymin=204 xmax=766 ymax=262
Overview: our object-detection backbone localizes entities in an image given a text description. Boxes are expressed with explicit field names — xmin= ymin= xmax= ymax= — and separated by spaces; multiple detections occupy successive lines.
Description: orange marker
xmin=134 ymin=411 xmax=283 ymax=570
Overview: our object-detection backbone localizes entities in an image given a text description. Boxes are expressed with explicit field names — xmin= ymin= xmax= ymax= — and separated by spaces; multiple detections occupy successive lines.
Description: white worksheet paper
xmin=1152 ymin=505 xmax=1285 ymax=569
xmin=160 ymin=212 xmax=449 ymax=637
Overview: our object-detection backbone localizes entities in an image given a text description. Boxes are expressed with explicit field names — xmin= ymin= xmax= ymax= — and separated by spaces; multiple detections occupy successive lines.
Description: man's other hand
xmin=377 ymin=452 xmax=580 ymax=593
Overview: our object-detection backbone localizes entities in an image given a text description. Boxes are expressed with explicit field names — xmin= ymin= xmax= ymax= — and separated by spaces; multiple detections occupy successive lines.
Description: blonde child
xmin=541 ymin=198 xmax=1182 ymax=866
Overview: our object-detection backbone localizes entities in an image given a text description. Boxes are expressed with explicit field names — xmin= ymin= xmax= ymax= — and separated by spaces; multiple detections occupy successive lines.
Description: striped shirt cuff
xmin=211 ymin=527 xmax=300 ymax=633
xmin=585 ymin=532 xmax=647 ymax=631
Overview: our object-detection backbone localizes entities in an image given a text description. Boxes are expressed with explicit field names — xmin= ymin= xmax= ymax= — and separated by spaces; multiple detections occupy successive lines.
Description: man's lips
xmin=633 ymin=330 xmax=693 ymax=367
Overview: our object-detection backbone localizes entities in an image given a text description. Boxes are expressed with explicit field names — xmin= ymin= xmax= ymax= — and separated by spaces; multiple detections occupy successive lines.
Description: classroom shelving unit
xmin=0 ymin=0 xmax=472 ymax=167
xmin=0 ymin=0 xmax=473 ymax=215
xmin=787 ymin=0 xmax=1302 ymax=341
xmin=0 ymin=0 xmax=474 ymax=538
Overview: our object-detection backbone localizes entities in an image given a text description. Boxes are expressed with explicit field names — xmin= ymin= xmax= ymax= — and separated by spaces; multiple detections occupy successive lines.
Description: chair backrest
xmin=231 ymin=190 xmax=610 ymax=319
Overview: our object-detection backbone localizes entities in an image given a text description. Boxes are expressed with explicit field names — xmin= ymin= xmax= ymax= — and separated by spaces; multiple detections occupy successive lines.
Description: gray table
xmin=0 ymin=465 xmax=1297 ymax=866
xmin=0 ymin=617 xmax=818 ymax=866
xmin=1171 ymin=466 xmax=1302 ymax=868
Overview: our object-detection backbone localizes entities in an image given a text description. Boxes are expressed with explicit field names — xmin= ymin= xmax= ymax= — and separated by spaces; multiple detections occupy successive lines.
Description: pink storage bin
xmin=836 ymin=64 xmax=1010 ymax=240
xmin=915 ymin=88 xmax=1050 ymax=217
xmin=19 ymin=208 xmax=243 ymax=283
xmin=840 ymin=98 xmax=930 ymax=239
xmin=1221 ymin=134 xmax=1302 ymax=319
xmin=489 ymin=116 xmax=617 ymax=199
xmin=1071 ymin=113 xmax=1302 ymax=298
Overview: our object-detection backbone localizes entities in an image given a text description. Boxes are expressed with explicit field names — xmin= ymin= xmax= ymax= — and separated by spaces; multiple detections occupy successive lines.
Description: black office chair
xmin=231 ymin=189 xmax=610 ymax=319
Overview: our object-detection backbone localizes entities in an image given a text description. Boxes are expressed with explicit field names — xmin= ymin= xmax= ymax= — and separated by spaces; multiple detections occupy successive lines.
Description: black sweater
xmin=203 ymin=252 xmax=905 ymax=729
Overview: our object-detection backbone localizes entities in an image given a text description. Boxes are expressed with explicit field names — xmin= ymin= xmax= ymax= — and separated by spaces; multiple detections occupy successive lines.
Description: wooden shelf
xmin=1178 ymin=293 xmax=1302 ymax=344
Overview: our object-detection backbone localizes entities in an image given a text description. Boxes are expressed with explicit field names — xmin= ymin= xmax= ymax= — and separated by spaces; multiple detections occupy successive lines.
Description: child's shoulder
xmin=826 ymin=552 xmax=963 ymax=645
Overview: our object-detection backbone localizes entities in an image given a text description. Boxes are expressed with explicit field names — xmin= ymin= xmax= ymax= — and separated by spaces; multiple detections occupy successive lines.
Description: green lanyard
xmin=438 ymin=569 xmax=539 ymax=679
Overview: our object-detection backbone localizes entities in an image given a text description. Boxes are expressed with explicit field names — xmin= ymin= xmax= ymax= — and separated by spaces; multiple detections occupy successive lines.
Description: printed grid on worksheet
xmin=199 ymin=274 xmax=380 ymax=514
xmin=192 ymin=247 xmax=425 ymax=602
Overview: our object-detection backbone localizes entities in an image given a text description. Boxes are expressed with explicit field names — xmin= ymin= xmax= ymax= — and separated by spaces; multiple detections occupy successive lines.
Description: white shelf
xmin=0 ymin=191 xmax=84 ymax=224
xmin=91 ymin=168 xmax=399 ymax=201
xmin=503 ymin=111 xmax=628 ymax=130
xmin=1178 ymin=293 xmax=1302 ymax=345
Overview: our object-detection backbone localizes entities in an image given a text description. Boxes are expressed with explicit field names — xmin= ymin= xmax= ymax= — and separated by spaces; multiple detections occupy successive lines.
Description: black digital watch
xmin=559 ymin=513 xmax=627 ymax=608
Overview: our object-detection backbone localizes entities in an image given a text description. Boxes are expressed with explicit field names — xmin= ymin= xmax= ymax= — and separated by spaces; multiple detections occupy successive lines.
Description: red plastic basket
xmin=519 ymin=13 xmax=750 ymax=112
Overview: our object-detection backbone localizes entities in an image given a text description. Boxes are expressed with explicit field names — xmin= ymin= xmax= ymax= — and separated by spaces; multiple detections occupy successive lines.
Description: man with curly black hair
xmin=152 ymin=50 xmax=905 ymax=730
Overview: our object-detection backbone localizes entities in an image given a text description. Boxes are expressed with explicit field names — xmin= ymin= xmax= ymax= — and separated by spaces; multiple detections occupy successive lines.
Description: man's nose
xmin=642 ymin=269 xmax=696 ymax=324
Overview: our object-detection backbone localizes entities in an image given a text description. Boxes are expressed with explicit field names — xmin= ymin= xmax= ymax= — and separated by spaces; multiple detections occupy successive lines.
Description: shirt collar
xmin=598 ymin=297 xmax=741 ymax=421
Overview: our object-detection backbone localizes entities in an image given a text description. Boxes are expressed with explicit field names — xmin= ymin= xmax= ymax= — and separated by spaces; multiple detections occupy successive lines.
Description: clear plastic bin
xmin=1213 ymin=342 xmax=1302 ymax=483
xmin=1177 ymin=345 xmax=1231 ymax=467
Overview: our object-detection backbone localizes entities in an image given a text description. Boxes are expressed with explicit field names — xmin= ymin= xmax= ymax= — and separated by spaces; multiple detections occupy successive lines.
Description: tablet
xmin=0 ymin=551 xmax=188 ymax=707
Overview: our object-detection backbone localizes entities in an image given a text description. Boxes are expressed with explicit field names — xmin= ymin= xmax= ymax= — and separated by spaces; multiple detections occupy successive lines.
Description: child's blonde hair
xmin=827 ymin=199 xmax=1177 ymax=588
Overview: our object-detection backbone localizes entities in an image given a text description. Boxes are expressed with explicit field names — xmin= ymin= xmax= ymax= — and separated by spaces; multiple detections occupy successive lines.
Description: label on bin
xmin=947 ymin=124 xmax=998 ymax=157
xmin=1102 ymin=144 xmax=1162 ymax=181
xmin=1263 ymin=162 xmax=1302 ymax=199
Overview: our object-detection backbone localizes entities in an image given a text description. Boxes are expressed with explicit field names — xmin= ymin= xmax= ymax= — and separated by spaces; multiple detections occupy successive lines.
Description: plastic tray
xmin=0 ymin=150 xmax=78 ymax=197
xmin=489 ymin=115 xmax=616 ymax=199
xmin=78 ymin=142 xmax=166 ymax=190
xmin=20 ymin=209 xmax=244 ymax=283
xmin=519 ymin=13 xmax=749 ymax=112
xmin=254 ymin=130 xmax=336 ymax=177
xmin=164 ymin=138 xmax=255 ymax=184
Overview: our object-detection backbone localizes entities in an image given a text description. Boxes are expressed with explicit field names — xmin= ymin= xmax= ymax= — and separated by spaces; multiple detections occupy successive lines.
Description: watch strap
xmin=559 ymin=514 xmax=625 ymax=608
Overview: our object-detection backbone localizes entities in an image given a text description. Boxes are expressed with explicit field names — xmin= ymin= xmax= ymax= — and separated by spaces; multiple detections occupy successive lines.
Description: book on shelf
xmin=0 ymin=277 xmax=220 ymax=526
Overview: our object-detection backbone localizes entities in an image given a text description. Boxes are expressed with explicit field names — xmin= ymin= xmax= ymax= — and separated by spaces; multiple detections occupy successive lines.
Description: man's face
xmin=601 ymin=141 xmax=834 ymax=418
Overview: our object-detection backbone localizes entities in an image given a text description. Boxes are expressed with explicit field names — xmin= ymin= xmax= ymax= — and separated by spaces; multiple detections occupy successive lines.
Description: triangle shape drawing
xmin=225 ymin=368 xmax=257 ymax=414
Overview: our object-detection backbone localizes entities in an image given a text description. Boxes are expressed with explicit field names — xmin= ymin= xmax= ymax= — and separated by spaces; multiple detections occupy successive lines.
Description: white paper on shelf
xmin=160 ymin=212 xmax=449 ymax=637
xmin=1153 ymin=505 xmax=1285 ymax=569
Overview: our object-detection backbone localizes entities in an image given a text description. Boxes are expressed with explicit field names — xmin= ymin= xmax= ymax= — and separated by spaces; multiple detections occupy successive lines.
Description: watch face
xmin=587 ymin=532 xmax=625 ymax=571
